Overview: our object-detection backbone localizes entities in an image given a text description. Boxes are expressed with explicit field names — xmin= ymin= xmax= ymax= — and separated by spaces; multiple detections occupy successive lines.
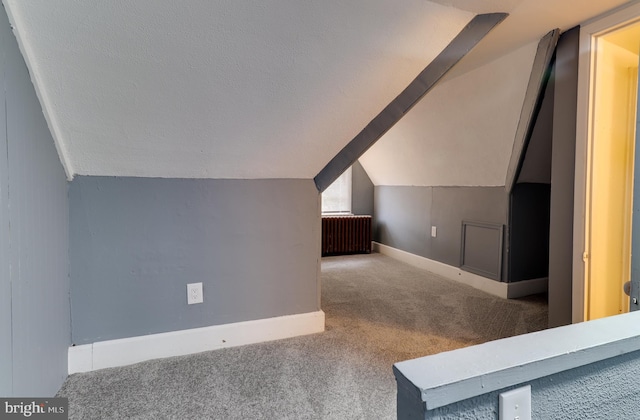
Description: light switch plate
xmin=499 ymin=385 xmax=531 ymax=420
xmin=187 ymin=282 xmax=203 ymax=305
xmin=431 ymin=226 xmax=437 ymax=238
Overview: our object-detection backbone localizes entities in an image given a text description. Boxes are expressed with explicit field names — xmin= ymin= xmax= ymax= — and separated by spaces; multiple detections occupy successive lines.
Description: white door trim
xmin=575 ymin=0 xmax=640 ymax=323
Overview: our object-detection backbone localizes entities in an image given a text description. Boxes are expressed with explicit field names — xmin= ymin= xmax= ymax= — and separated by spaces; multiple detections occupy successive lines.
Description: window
xmin=321 ymin=167 xmax=352 ymax=214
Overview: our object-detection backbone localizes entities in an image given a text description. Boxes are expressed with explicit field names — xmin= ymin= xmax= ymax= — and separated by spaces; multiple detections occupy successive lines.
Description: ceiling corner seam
xmin=2 ymin=1 xmax=75 ymax=181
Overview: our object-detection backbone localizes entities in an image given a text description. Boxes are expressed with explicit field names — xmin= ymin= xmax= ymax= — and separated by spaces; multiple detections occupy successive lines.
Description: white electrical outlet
xmin=187 ymin=282 xmax=203 ymax=305
xmin=499 ymin=385 xmax=531 ymax=420
xmin=431 ymin=226 xmax=437 ymax=238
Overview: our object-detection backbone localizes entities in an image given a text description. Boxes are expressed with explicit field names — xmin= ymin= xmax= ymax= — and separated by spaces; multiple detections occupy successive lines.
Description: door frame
xmin=575 ymin=1 xmax=640 ymax=323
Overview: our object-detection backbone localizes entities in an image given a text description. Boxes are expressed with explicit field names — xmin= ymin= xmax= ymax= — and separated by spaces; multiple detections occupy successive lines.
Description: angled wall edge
xmin=2 ymin=2 xmax=74 ymax=180
xmin=314 ymin=12 xmax=508 ymax=192
xmin=505 ymin=29 xmax=560 ymax=193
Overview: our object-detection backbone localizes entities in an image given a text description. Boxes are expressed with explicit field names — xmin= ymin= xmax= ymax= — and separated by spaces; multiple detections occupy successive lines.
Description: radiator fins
xmin=321 ymin=216 xmax=371 ymax=256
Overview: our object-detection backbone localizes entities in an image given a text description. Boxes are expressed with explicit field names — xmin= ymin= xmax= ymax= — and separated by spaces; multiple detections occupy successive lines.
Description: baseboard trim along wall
xmin=373 ymin=242 xmax=547 ymax=299
xmin=68 ymin=310 xmax=325 ymax=374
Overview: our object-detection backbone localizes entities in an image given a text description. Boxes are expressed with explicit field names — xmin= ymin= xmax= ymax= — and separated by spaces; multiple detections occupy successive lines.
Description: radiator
xmin=321 ymin=216 xmax=372 ymax=256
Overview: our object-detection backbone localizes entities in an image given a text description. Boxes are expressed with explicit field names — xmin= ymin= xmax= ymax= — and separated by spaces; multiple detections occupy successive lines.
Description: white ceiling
xmin=2 ymin=0 xmax=633 ymax=180
xmin=2 ymin=1 xmax=471 ymax=179
xmin=359 ymin=41 xmax=537 ymax=187
xmin=446 ymin=0 xmax=633 ymax=79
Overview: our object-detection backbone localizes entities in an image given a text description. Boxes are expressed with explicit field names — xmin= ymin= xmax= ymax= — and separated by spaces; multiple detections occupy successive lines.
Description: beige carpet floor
xmin=322 ymin=253 xmax=547 ymax=364
xmin=57 ymin=253 xmax=548 ymax=419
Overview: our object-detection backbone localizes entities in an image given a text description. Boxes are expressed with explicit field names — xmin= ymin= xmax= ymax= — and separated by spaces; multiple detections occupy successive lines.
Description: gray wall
xmin=374 ymin=186 xmax=508 ymax=280
xmin=0 ymin=67 xmax=10 ymax=396
xmin=516 ymin=62 xmax=554 ymax=185
xmin=509 ymin=183 xmax=551 ymax=281
xmin=549 ymin=27 xmax=579 ymax=327
xmin=70 ymin=177 xmax=320 ymax=344
xmin=414 ymin=350 xmax=640 ymax=419
xmin=374 ymin=186 xmax=432 ymax=258
xmin=395 ymin=310 xmax=640 ymax=419
xmin=508 ymin=67 xmax=554 ymax=282
xmin=351 ymin=160 xmax=374 ymax=216
xmin=0 ymin=6 xmax=70 ymax=396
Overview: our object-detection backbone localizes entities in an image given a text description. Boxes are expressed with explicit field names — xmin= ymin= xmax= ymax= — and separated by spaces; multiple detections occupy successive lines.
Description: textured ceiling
xmin=359 ymin=41 xmax=537 ymax=187
xmin=446 ymin=0 xmax=632 ymax=79
xmin=360 ymin=0 xmax=633 ymax=187
xmin=3 ymin=0 xmax=471 ymax=179
xmin=429 ymin=0 xmax=524 ymax=14
xmin=2 ymin=0 xmax=633 ymax=180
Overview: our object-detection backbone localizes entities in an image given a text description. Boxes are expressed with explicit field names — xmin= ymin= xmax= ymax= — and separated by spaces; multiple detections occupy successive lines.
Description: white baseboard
xmin=372 ymin=242 xmax=547 ymax=299
xmin=68 ymin=310 xmax=325 ymax=374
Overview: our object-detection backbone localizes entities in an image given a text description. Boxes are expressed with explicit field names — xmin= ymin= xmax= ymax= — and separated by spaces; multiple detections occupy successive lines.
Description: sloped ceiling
xmin=360 ymin=0 xmax=632 ymax=187
xmin=443 ymin=0 xmax=632 ymax=78
xmin=2 ymin=1 xmax=472 ymax=179
xmin=2 ymin=0 xmax=631 ymax=180
xmin=359 ymin=41 xmax=537 ymax=187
